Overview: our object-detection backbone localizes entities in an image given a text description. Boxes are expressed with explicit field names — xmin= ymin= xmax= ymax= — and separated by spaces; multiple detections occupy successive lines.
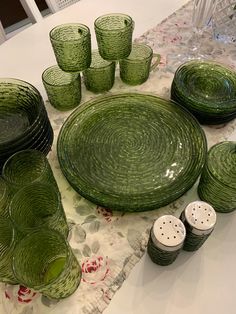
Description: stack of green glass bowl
xmin=0 ymin=78 xmax=53 ymax=171
xmin=198 ymin=141 xmax=236 ymax=213
xmin=171 ymin=60 xmax=236 ymax=124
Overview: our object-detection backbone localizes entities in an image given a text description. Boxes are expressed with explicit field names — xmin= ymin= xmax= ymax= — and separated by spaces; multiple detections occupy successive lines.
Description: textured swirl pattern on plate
xmin=57 ymin=93 xmax=207 ymax=211
xmin=171 ymin=60 xmax=236 ymax=124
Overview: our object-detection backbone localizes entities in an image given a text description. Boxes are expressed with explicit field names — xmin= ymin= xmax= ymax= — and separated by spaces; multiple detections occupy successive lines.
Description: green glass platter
xmin=171 ymin=60 xmax=236 ymax=124
xmin=57 ymin=93 xmax=207 ymax=212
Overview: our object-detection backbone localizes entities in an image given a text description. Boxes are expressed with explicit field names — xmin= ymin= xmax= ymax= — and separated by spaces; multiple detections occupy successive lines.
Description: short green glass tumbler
xmin=50 ymin=23 xmax=91 ymax=72
xmin=83 ymin=50 xmax=116 ymax=93
xmin=0 ymin=217 xmax=17 ymax=284
xmin=13 ymin=229 xmax=81 ymax=299
xmin=198 ymin=141 xmax=236 ymax=213
xmin=2 ymin=149 xmax=57 ymax=193
xmin=94 ymin=13 xmax=134 ymax=60
xmin=119 ymin=44 xmax=161 ymax=85
xmin=42 ymin=65 xmax=81 ymax=111
xmin=9 ymin=182 xmax=69 ymax=238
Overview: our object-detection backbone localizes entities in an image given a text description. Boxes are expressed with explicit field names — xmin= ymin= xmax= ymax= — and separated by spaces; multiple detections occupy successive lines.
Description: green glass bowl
xmin=9 ymin=182 xmax=69 ymax=237
xmin=2 ymin=149 xmax=57 ymax=191
xmin=171 ymin=60 xmax=236 ymax=124
xmin=198 ymin=141 xmax=236 ymax=212
xmin=12 ymin=229 xmax=81 ymax=299
xmin=57 ymin=93 xmax=207 ymax=212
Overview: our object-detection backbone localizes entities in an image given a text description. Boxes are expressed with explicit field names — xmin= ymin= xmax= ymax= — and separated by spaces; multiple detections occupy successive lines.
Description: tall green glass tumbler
xmin=119 ymin=44 xmax=161 ymax=85
xmin=94 ymin=13 xmax=134 ymax=60
xmin=83 ymin=50 xmax=116 ymax=93
xmin=13 ymin=229 xmax=81 ymax=299
xmin=0 ymin=217 xmax=17 ymax=284
xmin=9 ymin=182 xmax=69 ymax=238
xmin=50 ymin=23 xmax=91 ymax=72
xmin=42 ymin=65 xmax=81 ymax=111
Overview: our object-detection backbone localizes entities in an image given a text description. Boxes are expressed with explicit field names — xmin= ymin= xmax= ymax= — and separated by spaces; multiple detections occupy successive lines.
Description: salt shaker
xmin=180 ymin=201 xmax=217 ymax=252
xmin=147 ymin=215 xmax=186 ymax=266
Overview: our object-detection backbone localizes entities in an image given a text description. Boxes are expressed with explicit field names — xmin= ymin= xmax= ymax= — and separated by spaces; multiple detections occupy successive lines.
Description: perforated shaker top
xmin=152 ymin=215 xmax=186 ymax=251
xmin=184 ymin=201 xmax=217 ymax=234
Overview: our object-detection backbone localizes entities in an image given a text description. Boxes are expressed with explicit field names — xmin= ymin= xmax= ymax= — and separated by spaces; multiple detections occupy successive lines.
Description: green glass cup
xmin=9 ymin=182 xmax=69 ymax=238
xmin=0 ymin=217 xmax=18 ymax=284
xmin=0 ymin=177 xmax=11 ymax=217
xmin=42 ymin=65 xmax=81 ymax=111
xmin=50 ymin=23 xmax=91 ymax=72
xmin=119 ymin=44 xmax=161 ymax=85
xmin=83 ymin=50 xmax=116 ymax=93
xmin=13 ymin=229 xmax=81 ymax=299
xmin=94 ymin=13 xmax=134 ymax=60
xmin=2 ymin=149 xmax=58 ymax=192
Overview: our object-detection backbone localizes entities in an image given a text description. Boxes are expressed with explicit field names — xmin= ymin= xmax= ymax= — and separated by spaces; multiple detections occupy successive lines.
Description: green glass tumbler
xmin=119 ymin=44 xmax=161 ymax=85
xmin=0 ymin=177 xmax=11 ymax=217
xmin=2 ymin=149 xmax=57 ymax=192
xmin=50 ymin=23 xmax=91 ymax=72
xmin=9 ymin=182 xmax=69 ymax=238
xmin=83 ymin=50 xmax=116 ymax=93
xmin=13 ymin=229 xmax=81 ymax=299
xmin=0 ymin=217 xmax=17 ymax=284
xmin=42 ymin=65 xmax=81 ymax=111
xmin=94 ymin=13 xmax=134 ymax=60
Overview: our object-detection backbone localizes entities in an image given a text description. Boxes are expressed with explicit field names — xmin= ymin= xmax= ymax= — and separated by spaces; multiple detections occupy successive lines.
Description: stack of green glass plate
xmin=57 ymin=93 xmax=207 ymax=212
xmin=171 ymin=60 xmax=236 ymax=124
xmin=198 ymin=141 xmax=236 ymax=213
xmin=0 ymin=78 xmax=53 ymax=171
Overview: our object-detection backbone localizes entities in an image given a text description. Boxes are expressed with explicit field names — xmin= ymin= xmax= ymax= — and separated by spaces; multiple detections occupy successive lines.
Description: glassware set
xmin=0 ymin=4 xmax=236 ymax=302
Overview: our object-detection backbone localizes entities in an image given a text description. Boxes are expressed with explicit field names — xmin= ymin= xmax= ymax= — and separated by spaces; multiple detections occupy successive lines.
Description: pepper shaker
xmin=147 ymin=215 xmax=186 ymax=266
xmin=180 ymin=201 xmax=217 ymax=252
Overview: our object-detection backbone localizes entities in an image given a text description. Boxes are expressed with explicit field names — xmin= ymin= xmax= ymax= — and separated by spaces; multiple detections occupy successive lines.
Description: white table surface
xmin=2 ymin=1 xmax=236 ymax=314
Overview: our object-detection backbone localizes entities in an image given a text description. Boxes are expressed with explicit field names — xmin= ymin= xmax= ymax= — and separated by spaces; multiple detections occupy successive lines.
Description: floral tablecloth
xmin=1 ymin=1 xmax=236 ymax=313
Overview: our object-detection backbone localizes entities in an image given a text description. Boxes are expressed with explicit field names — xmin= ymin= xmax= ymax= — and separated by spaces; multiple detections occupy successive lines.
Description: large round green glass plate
xmin=57 ymin=93 xmax=207 ymax=212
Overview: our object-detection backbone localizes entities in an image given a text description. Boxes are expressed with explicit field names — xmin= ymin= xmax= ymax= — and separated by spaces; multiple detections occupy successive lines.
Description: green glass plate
xmin=57 ymin=93 xmax=207 ymax=212
xmin=171 ymin=60 xmax=236 ymax=124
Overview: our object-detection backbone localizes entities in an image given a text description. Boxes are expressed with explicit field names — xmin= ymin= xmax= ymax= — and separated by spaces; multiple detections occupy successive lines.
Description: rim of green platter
xmin=171 ymin=60 xmax=236 ymax=115
xmin=57 ymin=93 xmax=207 ymax=212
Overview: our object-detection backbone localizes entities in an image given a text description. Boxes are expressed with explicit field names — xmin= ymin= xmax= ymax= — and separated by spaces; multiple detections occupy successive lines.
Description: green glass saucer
xmin=57 ymin=93 xmax=207 ymax=212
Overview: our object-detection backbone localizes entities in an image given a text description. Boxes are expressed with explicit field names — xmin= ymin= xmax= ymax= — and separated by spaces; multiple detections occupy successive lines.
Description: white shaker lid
xmin=184 ymin=201 xmax=217 ymax=235
xmin=151 ymin=215 xmax=186 ymax=251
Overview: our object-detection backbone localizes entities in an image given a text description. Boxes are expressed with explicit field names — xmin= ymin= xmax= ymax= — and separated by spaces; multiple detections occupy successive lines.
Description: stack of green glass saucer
xmin=198 ymin=141 xmax=236 ymax=213
xmin=171 ymin=60 xmax=236 ymax=124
